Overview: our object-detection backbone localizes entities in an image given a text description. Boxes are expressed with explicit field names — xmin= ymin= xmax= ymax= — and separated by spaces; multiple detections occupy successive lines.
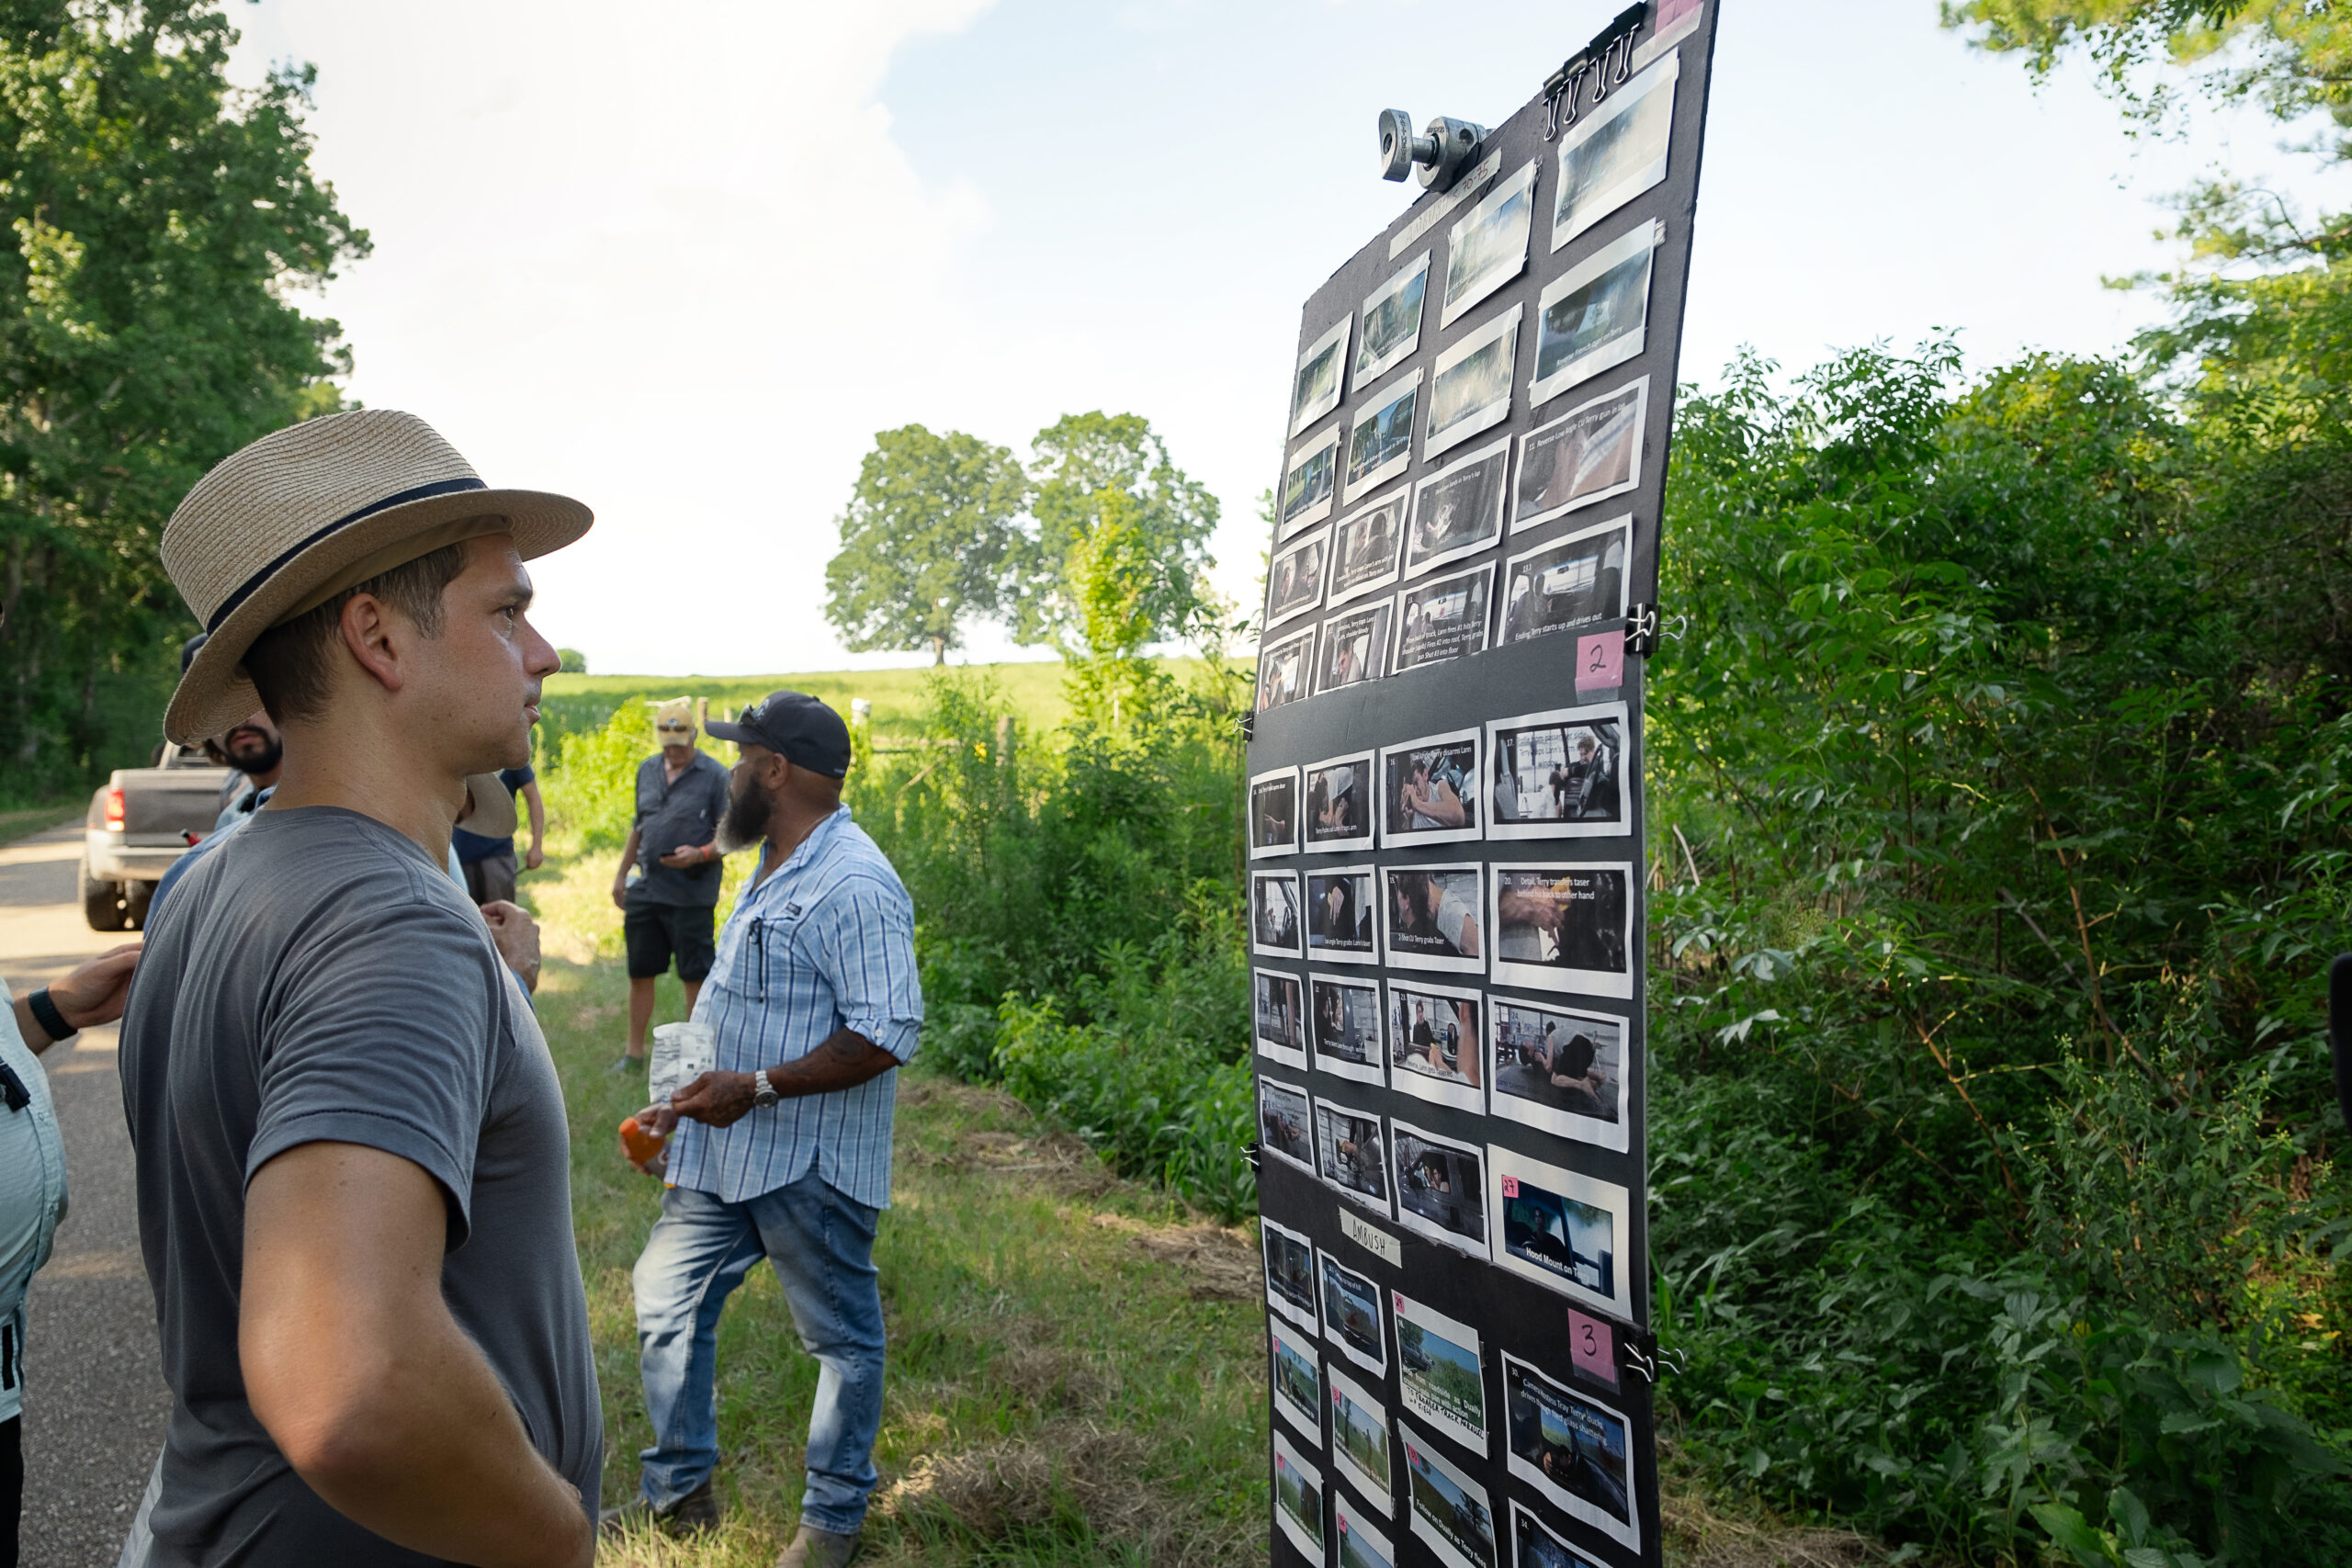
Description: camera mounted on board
xmin=1375 ymin=110 xmax=1489 ymax=189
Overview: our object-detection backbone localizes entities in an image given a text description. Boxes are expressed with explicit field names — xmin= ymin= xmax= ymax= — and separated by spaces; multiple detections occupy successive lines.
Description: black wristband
xmin=25 ymin=987 xmax=74 ymax=1044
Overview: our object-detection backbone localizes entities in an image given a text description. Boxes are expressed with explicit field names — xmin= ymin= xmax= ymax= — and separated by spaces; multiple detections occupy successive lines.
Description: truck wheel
xmin=124 ymin=879 xmax=154 ymax=931
xmin=79 ymin=859 xmax=126 ymax=931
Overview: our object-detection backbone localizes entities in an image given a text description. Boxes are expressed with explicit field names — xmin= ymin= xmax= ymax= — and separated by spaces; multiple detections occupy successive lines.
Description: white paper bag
xmin=648 ymin=1021 xmax=717 ymax=1105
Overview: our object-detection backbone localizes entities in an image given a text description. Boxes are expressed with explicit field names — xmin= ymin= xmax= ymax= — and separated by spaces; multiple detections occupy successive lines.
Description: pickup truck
xmin=80 ymin=740 xmax=233 ymax=930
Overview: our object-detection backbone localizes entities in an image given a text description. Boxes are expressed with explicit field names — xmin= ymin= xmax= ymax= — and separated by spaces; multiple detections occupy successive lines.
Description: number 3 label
xmin=1567 ymin=1306 xmax=1616 ymax=1386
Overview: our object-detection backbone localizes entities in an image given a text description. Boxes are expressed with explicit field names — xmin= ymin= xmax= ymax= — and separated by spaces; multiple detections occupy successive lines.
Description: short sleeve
xmin=507 ymin=765 xmax=536 ymax=788
xmin=807 ymin=876 xmax=923 ymax=1064
xmin=244 ymin=891 xmax=503 ymax=1247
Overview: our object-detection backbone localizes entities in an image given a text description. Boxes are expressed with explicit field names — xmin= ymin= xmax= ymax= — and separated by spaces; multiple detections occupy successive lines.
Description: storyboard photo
xmin=1489 ymin=862 xmax=1634 ymax=998
xmin=1487 ymin=701 xmax=1630 ymax=838
xmin=1306 ymin=868 xmax=1378 ymax=966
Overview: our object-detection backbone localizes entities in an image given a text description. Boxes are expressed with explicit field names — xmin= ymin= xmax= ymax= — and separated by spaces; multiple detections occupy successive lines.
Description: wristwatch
xmin=752 ymin=1068 xmax=780 ymax=1110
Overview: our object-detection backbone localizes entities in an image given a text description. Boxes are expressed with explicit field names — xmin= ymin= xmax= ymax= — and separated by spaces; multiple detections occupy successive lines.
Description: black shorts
xmin=624 ymin=901 xmax=717 ymax=982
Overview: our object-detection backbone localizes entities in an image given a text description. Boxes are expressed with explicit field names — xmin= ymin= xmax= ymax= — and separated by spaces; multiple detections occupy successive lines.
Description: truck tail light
xmin=103 ymin=786 xmax=126 ymax=831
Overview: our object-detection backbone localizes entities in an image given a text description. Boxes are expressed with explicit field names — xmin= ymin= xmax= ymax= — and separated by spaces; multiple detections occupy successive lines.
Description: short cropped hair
xmin=242 ymin=541 xmax=472 ymax=725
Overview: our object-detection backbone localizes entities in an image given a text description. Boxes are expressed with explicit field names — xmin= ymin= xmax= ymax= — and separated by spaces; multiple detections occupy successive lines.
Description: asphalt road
xmin=0 ymin=823 xmax=168 ymax=1567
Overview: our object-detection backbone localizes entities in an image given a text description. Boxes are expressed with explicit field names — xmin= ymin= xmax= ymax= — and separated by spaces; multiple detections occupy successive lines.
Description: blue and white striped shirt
xmin=670 ymin=806 xmax=922 ymax=1209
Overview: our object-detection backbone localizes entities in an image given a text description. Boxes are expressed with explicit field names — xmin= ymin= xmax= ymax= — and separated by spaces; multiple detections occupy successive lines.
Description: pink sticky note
xmin=1576 ymin=630 xmax=1625 ymax=694
xmin=1500 ymin=1175 xmax=1521 ymax=1199
xmin=1657 ymin=0 xmax=1702 ymax=29
xmin=1568 ymin=1308 xmax=1618 ymax=1388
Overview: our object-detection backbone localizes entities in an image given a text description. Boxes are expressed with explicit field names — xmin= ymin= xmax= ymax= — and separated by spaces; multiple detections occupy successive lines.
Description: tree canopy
xmin=1015 ymin=411 xmax=1220 ymax=653
xmin=823 ymin=423 xmax=1028 ymax=665
xmin=0 ymin=1 xmax=366 ymax=791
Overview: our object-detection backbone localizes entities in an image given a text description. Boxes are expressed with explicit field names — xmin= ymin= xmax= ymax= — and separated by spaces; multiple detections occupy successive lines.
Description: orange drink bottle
xmin=618 ymin=1115 xmax=667 ymax=1165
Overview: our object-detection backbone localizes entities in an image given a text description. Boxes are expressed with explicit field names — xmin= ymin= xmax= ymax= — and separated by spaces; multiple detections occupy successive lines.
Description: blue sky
xmin=225 ymin=0 xmax=2348 ymax=676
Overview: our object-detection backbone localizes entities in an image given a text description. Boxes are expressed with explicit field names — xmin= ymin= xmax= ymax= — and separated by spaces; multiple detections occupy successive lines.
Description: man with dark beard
xmin=212 ymin=707 xmax=285 ymax=828
xmin=612 ymin=691 xmax=922 ymax=1568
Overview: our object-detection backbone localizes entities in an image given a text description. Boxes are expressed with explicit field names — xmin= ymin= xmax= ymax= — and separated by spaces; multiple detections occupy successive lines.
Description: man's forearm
xmin=769 ymin=1027 xmax=899 ymax=1097
xmin=616 ymin=827 xmax=640 ymax=876
xmin=10 ymin=997 xmax=54 ymax=1055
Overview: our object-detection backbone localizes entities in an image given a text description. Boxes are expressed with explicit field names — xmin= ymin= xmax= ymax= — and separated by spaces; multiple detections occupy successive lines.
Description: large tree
xmin=0 ymin=0 xmax=367 ymax=788
xmin=1012 ymin=411 xmax=1219 ymax=653
xmin=823 ymin=423 xmax=1028 ymax=665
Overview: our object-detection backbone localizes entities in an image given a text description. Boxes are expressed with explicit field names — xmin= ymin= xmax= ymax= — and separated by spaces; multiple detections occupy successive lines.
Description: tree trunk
xmin=932 ymin=635 xmax=945 ymax=666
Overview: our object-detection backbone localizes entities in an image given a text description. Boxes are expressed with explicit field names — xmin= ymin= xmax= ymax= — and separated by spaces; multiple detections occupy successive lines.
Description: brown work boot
xmin=599 ymin=1476 xmax=719 ymax=1538
xmin=775 ymin=1523 xmax=860 ymax=1567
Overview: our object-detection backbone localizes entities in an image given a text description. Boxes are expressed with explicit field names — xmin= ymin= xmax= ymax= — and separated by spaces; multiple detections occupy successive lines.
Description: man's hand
xmin=610 ymin=874 xmax=630 ymax=911
xmin=243 ymin=1143 xmax=595 ymax=1568
xmin=669 ymin=1070 xmax=758 ymax=1128
xmin=15 ymin=942 xmax=142 ymax=1050
xmin=525 ymin=843 xmax=545 ymax=872
xmin=49 ymin=942 xmax=141 ymax=1029
xmin=479 ymin=902 xmax=541 ymax=994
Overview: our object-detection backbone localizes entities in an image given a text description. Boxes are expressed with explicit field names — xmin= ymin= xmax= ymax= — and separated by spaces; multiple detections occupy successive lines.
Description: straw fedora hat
xmin=461 ymin=773 xmax=519 ymax=843
xmin=162 ymin=408 xmax=593 ymax=745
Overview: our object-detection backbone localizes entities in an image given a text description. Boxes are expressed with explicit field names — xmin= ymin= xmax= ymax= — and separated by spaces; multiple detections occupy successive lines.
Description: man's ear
xmin=336 ymin=592 xmax=409 ymax=695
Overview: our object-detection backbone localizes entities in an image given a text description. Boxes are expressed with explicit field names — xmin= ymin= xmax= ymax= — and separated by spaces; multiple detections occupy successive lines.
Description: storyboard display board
xmin=1249 ymin=6 xmax=1720 ymax=1566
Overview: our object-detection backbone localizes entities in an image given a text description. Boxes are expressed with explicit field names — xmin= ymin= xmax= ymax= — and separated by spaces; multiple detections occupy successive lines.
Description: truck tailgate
xmin=114 ymin=768 xmax=232 ymax=840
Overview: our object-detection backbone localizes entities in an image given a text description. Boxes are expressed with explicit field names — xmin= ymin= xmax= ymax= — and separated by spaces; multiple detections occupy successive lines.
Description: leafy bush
xmin=542 ymin=696 xmax=651 ymax=849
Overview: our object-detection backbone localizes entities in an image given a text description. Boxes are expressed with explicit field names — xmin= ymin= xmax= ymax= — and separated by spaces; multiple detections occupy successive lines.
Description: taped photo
xmin=1329 ymin=491 xmax=1408 ymax=608
xmin=1255 ymin=968 xmax=1306 ymax=1072
xmin=1426 ymin=305 xmax=1521 ymax=460
xmin=1307 ymin=869 xmax=1379 ymax=969
xmin=1262 ymin=1213 xmax=1318 ymax=1330
xmin=1515 ymin=378 xmax=1646 ymax=531
xmin=1487 ymin=702 xmax=1630 ymax=840
xmin=1292 ymin=316 xmax=1351 ymax=438
xmin=1256 ymin=625 xmax=1316 ymax=713
xmin=1327 ymin=1362 xmax=1395 ymax=1514
xmin=1249 ymin=766 xmax=1300 ymax=861
xmin=1355 ymin=250 xmax=1430 ymax=388
xmin=1406 ymin=435 xmax=1510 ymax=579
xmin=1303 ymin=753 xmax=1374 ymax=853
xmin=1271 ymin=1319 xmax=1323 ymax=1439
xmin=1502 ymin=1353 xmax=1639 ymax=1550
xmin=1488 ymin=1144 xmax=1634 ymax=1319
xmin=1488 ymin=999 xmax=1628 ymax=1151
xmin=1488 ymin=862 xmax=1634 ymax=998
xmin=1551 ymin=51 xmax=1679 ymax=250
xmin=1510 ymin=1500 xmax=1604 ymax=1568
xmin=1531 ymin=222 xmax=1662 ymax=408
xmin=1400 ymin=1420 xmax=1498 ymax=1568
xmin=1392 ymin=1291 xmax=1485 ymax=1451
xmin=1385 ymin=978 xmax=1484 ymax=1113
xmin=1251 ymin=870 xmax=1303 ymax=959
xmin=1280 ymin=423 xmax=1342 ymax=538
xmin=1314 ymin=1095 xmax=1392 ymax=1219
xmin=1381 ymin=863 xmax=1485 ymax=976
xmin=1310 ymin=975 xmax=1385 ymax=1086
xmin=1346 ymin=368 xmax=1420 ymax=502
xmin=1265 ymin=527 xmax=1331 ymax=629
xmin=1317 ymin=601 xmax=1394 ymax=696
xmin=1317 ymin=1247 xmax=1388 ymax=1376
xmin=1273 ymin=1430 xmax=1329 ymax=1561
xmin=1336 ymin=1494 xmax=1398 ymax=1568
xmin=1379 ymin=727 xmax=1480 ymax=848
xmin=1390 ymin=1115 xmax=1489 ymax=1258
xmin=1498 ymin=516 xmax=1629 ymax=651
xmin=1393 ymin=564 xmax=1495 ymax=676
xmin=1259 ymin=1076 xmax=1316 ymax=1175
xmin=1442 ymin=160 xmax=1537 ymax=328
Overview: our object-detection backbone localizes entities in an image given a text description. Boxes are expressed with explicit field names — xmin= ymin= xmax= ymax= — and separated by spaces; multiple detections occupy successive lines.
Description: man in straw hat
xmin=114 ymin=409 xmax=602 ymax=1567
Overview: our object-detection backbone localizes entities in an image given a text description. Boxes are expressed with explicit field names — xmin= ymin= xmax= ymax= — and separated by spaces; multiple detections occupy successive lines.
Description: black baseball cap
xmin=707 ymin=690 xmax=852 ymax=778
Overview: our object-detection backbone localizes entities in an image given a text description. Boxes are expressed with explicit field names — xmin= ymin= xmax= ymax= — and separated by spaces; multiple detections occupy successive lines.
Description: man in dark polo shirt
xmin=455 ymin=764 xmax=546 ymax=906
xmin=611 ymin=698 xmax=731 ymax=1070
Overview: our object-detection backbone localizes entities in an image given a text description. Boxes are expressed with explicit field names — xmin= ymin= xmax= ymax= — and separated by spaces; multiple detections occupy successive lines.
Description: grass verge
xmin=526 ymin=829 xmax=1272 ymax=1567
xmin=0 ymin=805 xmax=81 ymax=848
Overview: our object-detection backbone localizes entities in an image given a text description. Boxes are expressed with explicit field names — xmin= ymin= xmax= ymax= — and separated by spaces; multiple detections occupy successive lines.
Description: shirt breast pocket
xmin=737 ymin=908 xmax=805 ymax=1000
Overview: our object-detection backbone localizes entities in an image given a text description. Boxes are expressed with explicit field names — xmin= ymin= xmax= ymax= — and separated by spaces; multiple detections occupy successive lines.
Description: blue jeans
xmin=632 ymin=1174 xmax=885 ymax=1533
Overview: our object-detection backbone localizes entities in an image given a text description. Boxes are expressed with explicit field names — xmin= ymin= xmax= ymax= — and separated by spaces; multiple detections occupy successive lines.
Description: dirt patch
xmin=899 ymin=1074 xmax=1027 ymax=1120
xmin=876 ymin=1420 xmax=1247 ymax=1568
xmin=1090 ymin=1213 xmax=1261 ymax=1302
xmin=990 ymin=1339 xmax=1111 ymax=1413
xmin=1661 ymin=1490 xmax=1891 ymax=1567
xmin=927 ymin=1128 xmax=1120 ymax=1197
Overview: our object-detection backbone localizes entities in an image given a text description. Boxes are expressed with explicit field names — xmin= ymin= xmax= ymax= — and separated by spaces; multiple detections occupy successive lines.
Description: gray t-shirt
xmin=119 ymin=807 xmax=602 ymax=1565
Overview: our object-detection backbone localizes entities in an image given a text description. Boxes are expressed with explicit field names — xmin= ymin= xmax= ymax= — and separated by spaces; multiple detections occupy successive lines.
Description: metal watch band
xmin=752 ymin=1068 xmax=779 ymax=1108
xmin=25 ymin=987 xmax=74 ymax=1044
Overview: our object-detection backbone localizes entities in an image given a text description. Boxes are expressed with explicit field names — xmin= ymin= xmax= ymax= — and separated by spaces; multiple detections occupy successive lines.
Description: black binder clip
xmin=1543 ymin=51 xmax=1594 ymax=139
xmin=1620 ymin=1328 xmax=1685 ymax=1385
xmin=1238 ymin=710 xmax=1256 ymax=742
xmin=1243 ymin=1140 xmax=1263 ymax=1174
xmin=1624 ymin=603 xmax=1660 ymax=658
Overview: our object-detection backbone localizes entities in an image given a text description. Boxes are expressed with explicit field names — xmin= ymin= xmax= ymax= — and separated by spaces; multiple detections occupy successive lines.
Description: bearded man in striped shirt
xmin=607 ymin=691 xmax=922 ymax=1568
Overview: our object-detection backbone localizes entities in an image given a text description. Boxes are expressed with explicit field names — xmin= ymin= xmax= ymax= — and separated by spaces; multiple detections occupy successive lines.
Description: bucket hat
xmin=461 ymin=773 xmax=519 ymax=842
xmin=162 ymin=409 xmax=593 ymax=745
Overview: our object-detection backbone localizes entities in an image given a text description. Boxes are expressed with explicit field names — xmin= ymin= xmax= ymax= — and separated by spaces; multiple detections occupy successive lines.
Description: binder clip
xmin=1549 ymin=4 xmax=1647 ymax=136
xmin=1624 ymin=603 xmax=1660 ymax=658
xmin=1238 ymin=710 xmax=1256 ymax=742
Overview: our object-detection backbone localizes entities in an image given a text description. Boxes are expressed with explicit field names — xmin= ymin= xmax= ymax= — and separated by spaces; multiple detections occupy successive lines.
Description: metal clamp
xmin=1619 ymin=1330 xmax=1687 ymax=1385
xmin=1238 ymin=710 xmax=1256 ymax=742
xmin=1624 ymin=603 xmax=1659 ymax=658
xmin=1544 ymin=3 xmax=1648 ymax=139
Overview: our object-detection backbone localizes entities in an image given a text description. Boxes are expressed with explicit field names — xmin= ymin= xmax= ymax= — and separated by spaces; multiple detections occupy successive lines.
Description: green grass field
xmin=538 ymin=659 xmax=1242 ymax=757
xmin=523 ymin=828 xmax=1272 ymax=1568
